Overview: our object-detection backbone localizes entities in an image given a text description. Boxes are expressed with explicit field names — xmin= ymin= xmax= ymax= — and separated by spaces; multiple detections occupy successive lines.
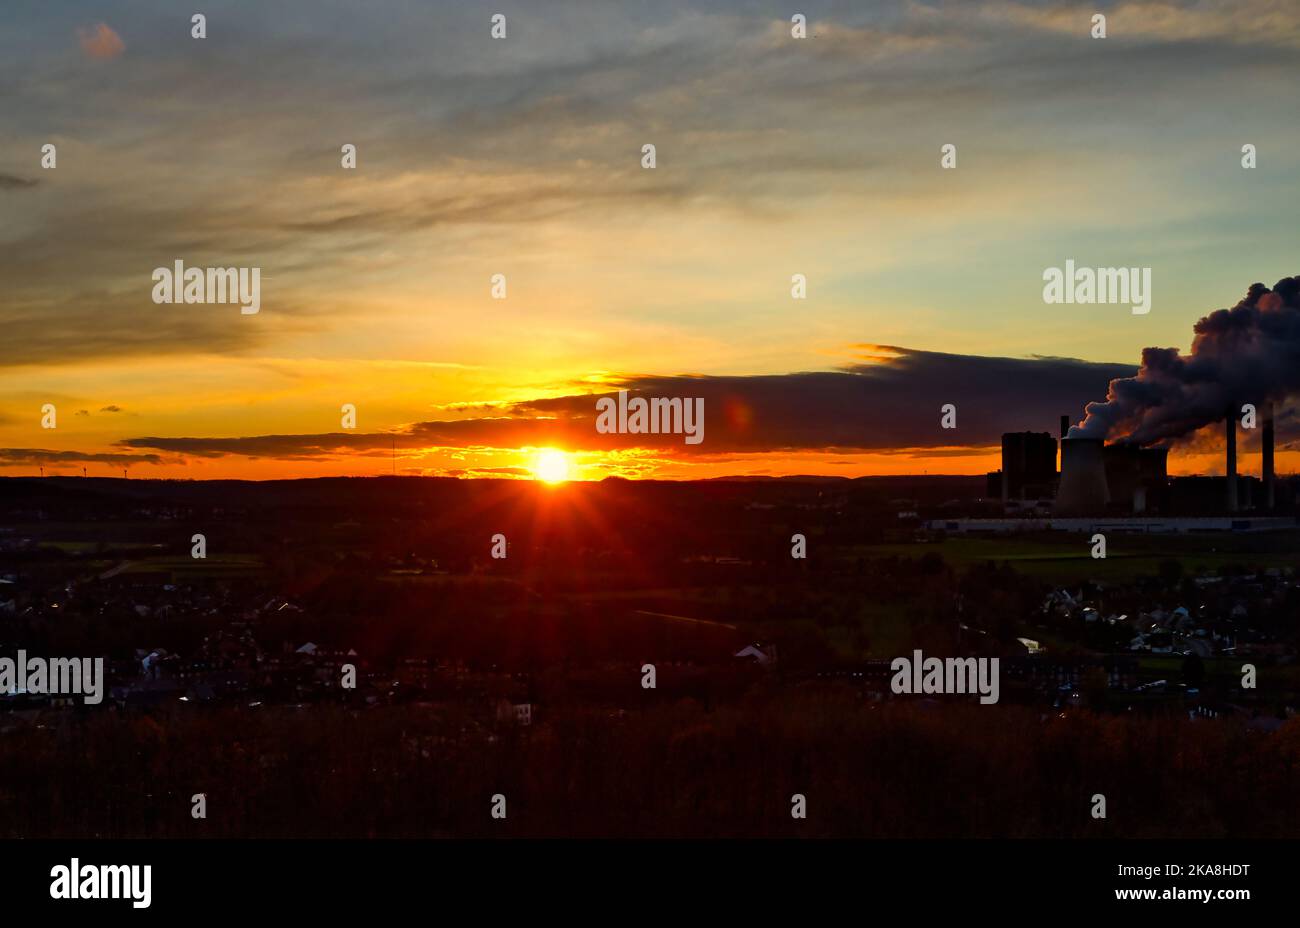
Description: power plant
xmin=986 ymin=408 xmax=1279 ymax=517
xmin=964 ymin=278 xmax=1297 ymax=532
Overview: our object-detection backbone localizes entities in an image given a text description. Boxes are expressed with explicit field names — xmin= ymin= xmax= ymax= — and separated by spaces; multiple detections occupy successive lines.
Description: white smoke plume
xmin=1071 ymin=277 xmax=1300 ymax=445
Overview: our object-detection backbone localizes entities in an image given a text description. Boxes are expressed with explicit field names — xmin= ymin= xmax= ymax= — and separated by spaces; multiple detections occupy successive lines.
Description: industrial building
xmin=987 ymin=417 xmax=1067 ymax=508
xmin=998 ymin=431 xmax=1057 ymax=502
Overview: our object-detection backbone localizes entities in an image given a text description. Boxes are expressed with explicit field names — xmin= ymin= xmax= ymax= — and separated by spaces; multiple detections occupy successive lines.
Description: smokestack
xmin=1055 ymin=438 xmax=1110 ymax=515
xmin=1225 ymin=410 xmax=1237 ymax=512
xmin=1263 ymin=401 xmax=1275 ymax=510
xmin=1060 ymin=415 xmax=1069 ymax=440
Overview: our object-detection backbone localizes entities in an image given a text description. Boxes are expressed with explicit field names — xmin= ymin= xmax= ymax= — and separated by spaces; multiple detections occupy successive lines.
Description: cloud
xmin=99 ymin=405 xmax=123 ymax=413
xmin=0 ymin=174 xmax=38 ymax=191
xmin=77 ymin=23 xmax=125 ymax=61
xmin=2 ymin=0 xmax=1296 ymax=375
xmin=976 ymin=0 xmax=1300 ymax=49
xmin=118 ymin=347 xmax=1133 ymax=460
xmin=510 ymin=347 xmax=1136 ymax=453
xmin=0 ymin=293 xmax=271 ymax=369
xmin=0 ymin=448 xmax=160 ymax=466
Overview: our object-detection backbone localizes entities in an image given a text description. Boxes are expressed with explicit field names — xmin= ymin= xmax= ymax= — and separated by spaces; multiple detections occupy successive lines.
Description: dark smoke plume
xmin=1070 ymin=277 xmax=1300 ymax=444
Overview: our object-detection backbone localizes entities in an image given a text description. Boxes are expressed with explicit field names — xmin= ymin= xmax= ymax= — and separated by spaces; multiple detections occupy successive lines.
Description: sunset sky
xmin=3 ymin=0 xmax=1299 ymax=480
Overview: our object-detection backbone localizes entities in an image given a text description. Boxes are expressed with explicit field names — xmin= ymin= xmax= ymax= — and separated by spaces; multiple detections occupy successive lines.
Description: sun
xmin=532 ymin=448 xmax=572 ymax=483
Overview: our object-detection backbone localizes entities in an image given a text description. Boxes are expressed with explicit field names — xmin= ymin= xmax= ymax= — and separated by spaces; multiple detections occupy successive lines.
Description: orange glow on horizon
xmin=10 ymin=444 xmax=1300 ymax=483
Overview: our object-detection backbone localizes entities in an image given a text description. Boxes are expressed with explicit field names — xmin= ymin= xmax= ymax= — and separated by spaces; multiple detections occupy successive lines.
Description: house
xmin=1015 ymin=637 xmax=1042 ymax=655
xmin=734 ymin=644 xmax=774 ymax=666
xmin=495 ymin=699 xmax=534 ymax=726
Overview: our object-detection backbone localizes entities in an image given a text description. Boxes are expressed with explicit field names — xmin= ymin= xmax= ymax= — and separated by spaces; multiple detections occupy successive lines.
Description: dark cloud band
xmin=119 ymin=347 xmax=1133 ymax=459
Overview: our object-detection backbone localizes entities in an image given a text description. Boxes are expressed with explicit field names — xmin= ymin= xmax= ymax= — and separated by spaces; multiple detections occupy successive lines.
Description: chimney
xmin=1225 ymin=410 xmax=1237 ymax=512
xmin=1060 ymin=415 xmax=1070 ymax=440
xmin=1263 ymin=401 xmax=1275 ymax=510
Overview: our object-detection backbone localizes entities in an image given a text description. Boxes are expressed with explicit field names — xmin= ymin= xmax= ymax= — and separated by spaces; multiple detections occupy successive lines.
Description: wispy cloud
xmin=0 ymin=174 xmax=39 ymax=190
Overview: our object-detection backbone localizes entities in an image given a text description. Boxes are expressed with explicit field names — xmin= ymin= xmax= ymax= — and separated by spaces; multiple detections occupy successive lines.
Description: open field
xmin=37 ymin=540 xmax=164 ymax=554
xmin=855 ymin=533 xmax=1300 ymax=582
xmin=119 ymin=554 xmax=263 ymax=579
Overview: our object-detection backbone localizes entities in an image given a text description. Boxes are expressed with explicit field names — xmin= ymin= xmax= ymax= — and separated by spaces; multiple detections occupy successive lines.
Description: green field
xmin=118 ymin=554 xmax=263 ymax=578
xmin=38 ymin=540 xmax=165 ymax=554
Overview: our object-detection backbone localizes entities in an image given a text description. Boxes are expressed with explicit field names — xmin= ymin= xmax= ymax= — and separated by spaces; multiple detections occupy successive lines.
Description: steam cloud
xmin=1071 ymin=277 xmax=1300 ymax=445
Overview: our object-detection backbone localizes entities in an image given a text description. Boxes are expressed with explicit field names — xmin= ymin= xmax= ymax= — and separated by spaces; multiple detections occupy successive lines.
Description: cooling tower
xmin=1138 ymin=446 xmax=1168 ymax=484
xmin=1054 ymin=438 xmax=1110 ymax=515
xmin=1103 ymin=443 xmax=1142 ymax=511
